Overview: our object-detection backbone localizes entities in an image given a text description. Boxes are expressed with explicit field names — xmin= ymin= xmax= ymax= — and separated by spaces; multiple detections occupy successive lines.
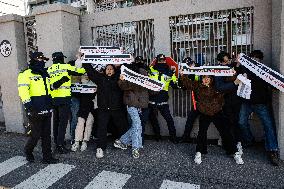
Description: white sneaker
xmin=81 ymin=141 xmax=87 ymax=152
xmin=71 ymin=141 xmax=79 ymax=152
xmin=113 ymin=139 xmax=128 ymax=150
xmin=194 ymin=152 xmax=202 ymax=164
xmin=217 ymin=138 xmax=222 ymax=146
xmin=234 ymin=152 xmax=244 ymax=165
xmin=96 ymin=148 xmax=104 ymax=158
xmin=237 ymin=142 xmax=243 ymax=155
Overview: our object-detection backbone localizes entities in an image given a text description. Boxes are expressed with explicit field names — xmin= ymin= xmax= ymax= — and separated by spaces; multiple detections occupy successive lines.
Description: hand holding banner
xmin=180 ymin=63 xmax=235 ymax=76
xmin=120 ymin=65 xmax=164 ymax=91
xmin=239 ymin=53 xmax=284 ymax=92
xmin=80 ymin=46 xmax=133 ymax=65
xmin=71 ymin=83 xmax=97 ymax=93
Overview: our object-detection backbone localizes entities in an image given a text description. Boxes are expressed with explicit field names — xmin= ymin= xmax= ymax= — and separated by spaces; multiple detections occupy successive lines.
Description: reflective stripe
xmin=49 ymin=69 xmax=67 ymax=75
xmin=58 ymin=86 xmax=70 ymax=89
xmin=149 ymin=101 xmax=168 ymax=106
xmin=29 ymin=76 xmax=42 ymax=80
xmin=23 ymin=99 xmax=31 ymax=104
xmin=18 ymin=84 xmax=30 ymax=87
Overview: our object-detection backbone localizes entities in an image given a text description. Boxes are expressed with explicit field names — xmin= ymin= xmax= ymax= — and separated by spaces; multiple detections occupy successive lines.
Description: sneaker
xmin=268 ymin=151 xmax=280 ymax=166
xmin=194 ymin=152 xmax=202 ymax=164
xmin=132 ymin=149 xmax=140 ymax=159
xmin=113 ymin=139 xmax=128 ymax=150
xmin=71 ymin=142 xmax=80 ymax=152
xmin=81 ymin=141 xmax=88 ymax=152
xmin=237 ymin=142 xmax=243 ymax=155
xmin=234 ymin=152 xmax=244 ymax=165
xmin=96 ymin=148 xmax=104 ymax=158
xmin=25 ymin=152 xmax=35 ymax=163
xmin=217 ymin=138 xmax=222 ymax=146
xmin=42 ymin=157 xmax=59 ymax=164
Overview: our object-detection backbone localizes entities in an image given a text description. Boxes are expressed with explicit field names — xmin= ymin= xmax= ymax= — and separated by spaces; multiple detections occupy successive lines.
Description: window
xmin=93 ymin=19 xmax=155 ymax=64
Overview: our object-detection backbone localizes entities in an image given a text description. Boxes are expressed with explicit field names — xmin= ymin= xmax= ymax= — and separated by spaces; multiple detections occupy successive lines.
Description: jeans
xmin=70 ymin=97 xmax=80 ymax=142
xmin=239 ymin=102 xmax=278 ymax=151
xmin=120 ymin=106 xmax=142 ymax=149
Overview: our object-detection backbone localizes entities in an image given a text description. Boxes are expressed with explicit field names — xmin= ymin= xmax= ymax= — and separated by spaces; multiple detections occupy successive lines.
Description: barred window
xmin=93 ymin=19 xmax=155 ymax=64
xmin=170 ymin=7 xmax=254 ymax=117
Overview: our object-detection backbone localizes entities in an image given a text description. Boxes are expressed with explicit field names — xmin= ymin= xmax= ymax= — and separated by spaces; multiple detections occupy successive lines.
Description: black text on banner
xmin=120 ymin=65 xmax=164 ymax=91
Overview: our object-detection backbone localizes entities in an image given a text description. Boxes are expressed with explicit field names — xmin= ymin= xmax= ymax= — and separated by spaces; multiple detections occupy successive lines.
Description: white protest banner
xmin=239 ymin=53 xmax=284 ymax=92
xmin=237 ymin=74 xmax=251 ymax=99
xmin=120 ymin=65 xmax=164 ymax=91
xmin=180 ymin=63 xmax=234 ymax=76
xmin=80 ymin=46 xmax=132 ymax=65
xmin=71 ymin=83 xmax=97 ymax=93
xmin=80 ymin=46 xmax=122 ymax=55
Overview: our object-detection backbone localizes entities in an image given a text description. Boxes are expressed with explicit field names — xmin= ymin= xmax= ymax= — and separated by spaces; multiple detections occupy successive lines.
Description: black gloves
xmin=51 ymin=76 xmax=70 ymax=90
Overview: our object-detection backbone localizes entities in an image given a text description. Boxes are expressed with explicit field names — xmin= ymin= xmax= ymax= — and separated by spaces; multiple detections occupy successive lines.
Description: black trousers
xmin=53 ymin=104 xmax=71 ymax=146
xmin=25 ymin=113 xmax=52 ymax=160
xmin=183 ymin=109 xmax=200 ymax=138
xmin=223 ymin=96 xmax=242 ymax=143
xmin=96 ymin=109 xmax=128 ymax=150
xmin=148 ymin=104 xmax=176 ymax=137
xmin=196 ymin=112 xmax=237 ymax=155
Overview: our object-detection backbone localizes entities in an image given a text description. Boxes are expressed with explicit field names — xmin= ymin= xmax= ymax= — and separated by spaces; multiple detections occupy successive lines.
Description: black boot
xmin=25 ymin=151 xmax=35 ymax=163
xmin=179 ymin=135 xmax=190 ymax=143
xmin=268 ymin=151 xmax=280 ymax=166
xmin=42 ymin=157 xmax=59 ymax=164
xmin=169 ymin=136 xmax=178 ymax=144
xmin=55 ymin=145 xmax=70 ymax=154
xmin=155 ymin=135 xmax=162 ymax=142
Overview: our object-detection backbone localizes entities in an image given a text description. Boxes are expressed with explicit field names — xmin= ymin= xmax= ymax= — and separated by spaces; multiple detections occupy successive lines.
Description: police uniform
xmin=18 ymin=52 xmax=57 ymax=164
xmin=148 ymin=54 xmax=178 ymax=143
xmin=48 ymin=52 xmax=85 ymax=153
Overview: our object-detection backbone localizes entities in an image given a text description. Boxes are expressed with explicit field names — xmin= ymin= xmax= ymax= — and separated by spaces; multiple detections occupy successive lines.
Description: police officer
xmin=148 ymin=54 xmax=178 ymax=143
xmin=48 ymin=52 xmax=85 ymax=154
xmin=18 ymin=51 xmax=58 ymax=164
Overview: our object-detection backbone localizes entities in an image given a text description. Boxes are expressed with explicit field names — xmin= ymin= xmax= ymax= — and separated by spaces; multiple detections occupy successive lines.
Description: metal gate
xmin=93 ymin=19 xmax=155 ymax=64
xmin=170 ymin=7 xmax=254 ymax=117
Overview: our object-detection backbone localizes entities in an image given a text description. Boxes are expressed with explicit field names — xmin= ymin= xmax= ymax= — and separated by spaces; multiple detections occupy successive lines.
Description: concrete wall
xmin=33 ymin=3 xmax=81 ymax=66
xmin=0 ymin=14 xmax=27 ymax=133
xmin=80 ymin=0 xmax=272 ymax=138
xmin=272 ymin=0 xmax=284 ymax=159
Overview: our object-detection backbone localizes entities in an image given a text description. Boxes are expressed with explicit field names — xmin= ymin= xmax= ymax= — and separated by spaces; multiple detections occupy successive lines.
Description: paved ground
xmin=0 ymin=131 xmax=283 ymax=189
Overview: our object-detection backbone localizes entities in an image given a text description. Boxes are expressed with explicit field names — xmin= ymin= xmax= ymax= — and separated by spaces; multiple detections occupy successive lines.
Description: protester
xmin=148 ymin=54 xmax=178 ymax=143
xmin=114 ymin=56 xmax=149 ymax=158
xmin=69 ymin=52 xmax=84 ymax=144
xmin=83 ymin=63 xmax=128 ymax=158
xmin=215 ymin=51 xmax=243 ymax=154
xmin=18 ymin=52 xmax=58 ymax=164
xmin=179 ymin=57 xmax=201 ymax=143
xmin=71 ymin=74 xmax=96 ymax=152
xmin=180 ymin=72 xmax=244 ymax=165
xmin=238 ymin=50 xmax=280 ymax=166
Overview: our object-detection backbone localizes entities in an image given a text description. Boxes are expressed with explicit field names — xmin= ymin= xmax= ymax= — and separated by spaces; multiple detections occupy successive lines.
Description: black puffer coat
xmin=84 ymin=64 xmax=124 ymax=110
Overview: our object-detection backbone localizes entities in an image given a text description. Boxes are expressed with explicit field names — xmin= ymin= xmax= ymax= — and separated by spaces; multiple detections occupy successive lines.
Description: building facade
xmin=0 ymin=0 xmax=284 ymax=158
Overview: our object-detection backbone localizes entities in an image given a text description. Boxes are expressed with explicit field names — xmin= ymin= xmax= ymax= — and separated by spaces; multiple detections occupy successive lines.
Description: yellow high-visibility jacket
xmin=18 ymin=69 xmax=53 ymax=113
xmin=148 ymin=66 xmax=177 ymax=92
xmin=48 ymin=63 xmax=85 ymax=99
